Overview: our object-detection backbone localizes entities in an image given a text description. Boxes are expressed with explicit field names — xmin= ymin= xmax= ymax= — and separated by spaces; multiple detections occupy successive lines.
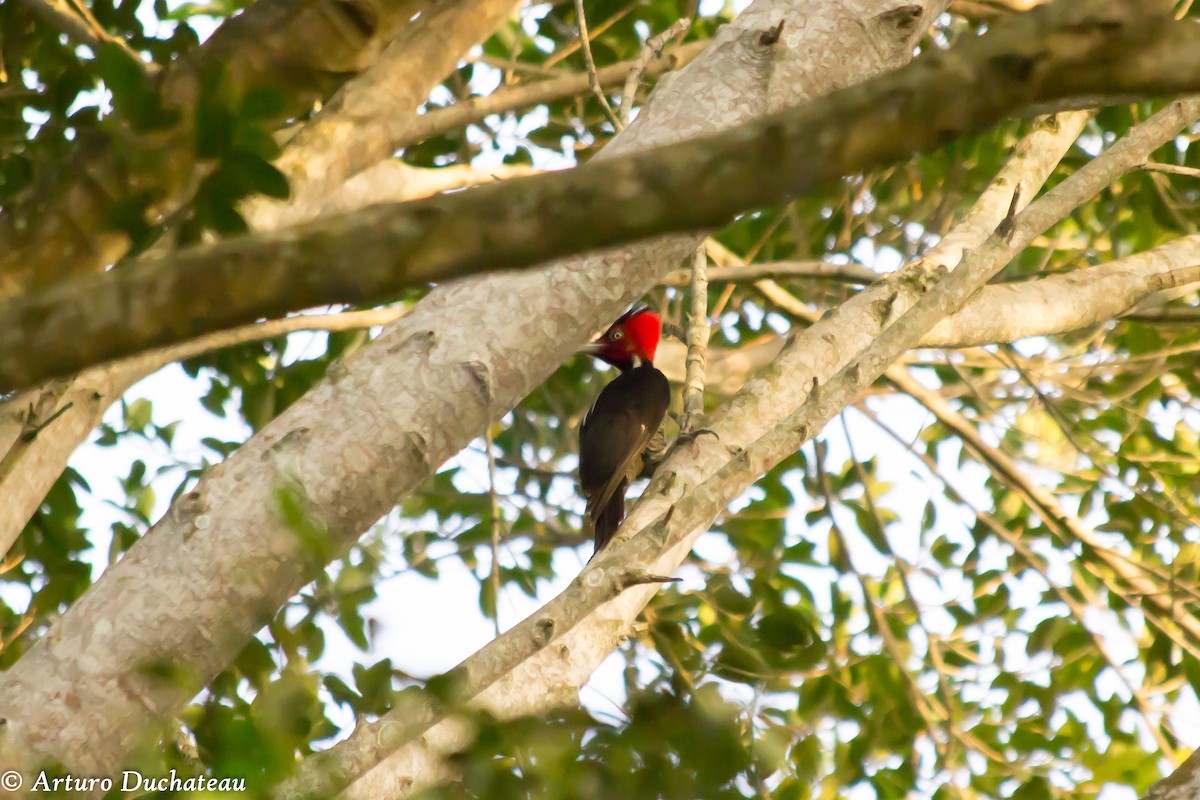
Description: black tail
xmin=589 ymin=478 xmax=627 ymax=557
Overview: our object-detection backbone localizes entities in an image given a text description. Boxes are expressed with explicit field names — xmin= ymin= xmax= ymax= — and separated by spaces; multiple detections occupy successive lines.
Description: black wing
xmin=579 ymin=366 xmax=670 ymax=552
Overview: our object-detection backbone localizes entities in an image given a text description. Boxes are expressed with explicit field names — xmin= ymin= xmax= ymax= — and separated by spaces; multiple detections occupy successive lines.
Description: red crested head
xmin=586 ymin=307 xmax=661 ymax=371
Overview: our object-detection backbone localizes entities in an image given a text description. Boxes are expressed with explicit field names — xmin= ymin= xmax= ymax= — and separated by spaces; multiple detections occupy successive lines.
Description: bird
xmin=578 ymin=307 xmax=670 ymax=556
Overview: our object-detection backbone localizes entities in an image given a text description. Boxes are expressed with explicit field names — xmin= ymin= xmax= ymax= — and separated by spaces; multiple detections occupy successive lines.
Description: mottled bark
xmin=923 ymin=234 xmax=1200 ymax=346
xmin=5 ymin=4 xmax=1200 ymax=390
xmin=1145 ymin=748 xmax=1200 ymax=800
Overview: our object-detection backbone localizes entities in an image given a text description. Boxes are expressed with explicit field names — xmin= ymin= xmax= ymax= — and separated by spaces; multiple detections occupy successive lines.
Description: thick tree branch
xmin=6 ymin=4 xmax=1200 ymax=390
xmin=1146 ymin=748 xmax=1200 ymax=800
xmin=923 ymin=235 xmax=1200 ymax=346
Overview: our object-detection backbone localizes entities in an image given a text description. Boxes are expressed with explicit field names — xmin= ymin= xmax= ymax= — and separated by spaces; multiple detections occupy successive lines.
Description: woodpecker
xmin=579 ymin=307 xmax=670 ymax=555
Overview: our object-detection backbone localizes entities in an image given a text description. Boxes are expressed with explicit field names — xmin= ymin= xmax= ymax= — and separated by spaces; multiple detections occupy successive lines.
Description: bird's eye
xmin=611 ymin=330 xmax=624 ymax=341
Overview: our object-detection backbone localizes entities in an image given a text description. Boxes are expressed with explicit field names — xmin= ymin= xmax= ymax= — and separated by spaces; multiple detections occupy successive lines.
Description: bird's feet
xmin=641 ymin=420 xmax=718 ymax=477
xmin=662 ymin=410 xmax=715 ymax=460
xmin=671 ymin=410 xmax=719 ymax=449
xmin=670 ymin=425 xmax=718 ymax=453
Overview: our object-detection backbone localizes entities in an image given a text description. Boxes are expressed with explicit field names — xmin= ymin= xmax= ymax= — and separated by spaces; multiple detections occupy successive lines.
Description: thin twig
xmin=138 ymin=307 xmax=407 ymax=369
xmin=485 ymin=422 xmax=503 ymax=637
xmin=0 ymin=304 xmax=406 ymax=502
xmin=433 ymin=42 xmax=706 ymax=153
xmin=544 ymin=2 xmax=636 ymax=69
xmin=681 ymin=243 xmax=710 ymax=433
xmin=661 ymin=260 xmax=878 ymax=287
xmin=619 ymin=18 xmax=691 ymax=126
xmin=1143 ymin=161 xmax=1200 ymax=178
xmin=703 ymin=238 xmax=824 ymax=324
xmin=573 ymin=0 xmax=623 ymax=130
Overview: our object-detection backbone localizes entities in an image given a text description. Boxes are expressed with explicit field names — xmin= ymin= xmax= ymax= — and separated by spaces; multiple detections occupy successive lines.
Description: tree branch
xmin=681 ymin=244 xmax=710 ymax=431
xmin=660 ymin=259 xmax=879 ymax=286
xmin=6 ymin=3 xmax=1200 ymax=390
xmin=922 ymin=237 xmax=1200 ymax=346
xmin=1145 ymin=748 xmax=1200 ymax=800
xmin=1142 ymin=161 xmax=1200 ymax=178
xmin=573 ymin=0 xmax=623 ymax=129
xmin=620 ymin=18 xmax=692 ymax=125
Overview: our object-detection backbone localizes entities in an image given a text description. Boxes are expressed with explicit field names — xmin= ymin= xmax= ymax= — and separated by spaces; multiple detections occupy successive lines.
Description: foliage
xmin=1 ymin=0 xmax=1198 ymax=798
